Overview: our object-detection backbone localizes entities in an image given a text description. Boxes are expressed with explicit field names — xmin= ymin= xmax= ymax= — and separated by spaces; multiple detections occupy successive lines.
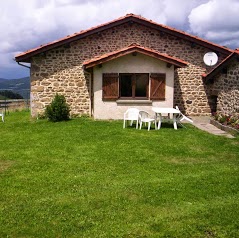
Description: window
xmin=102 ymin=73 xmax=165 ymax=100
xmin=120 ymin=73 xmax=148 ymax=99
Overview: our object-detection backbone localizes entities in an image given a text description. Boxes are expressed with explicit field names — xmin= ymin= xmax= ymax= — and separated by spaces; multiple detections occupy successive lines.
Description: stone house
xmin=15 ymin=14 xmax=239 ymax=119
xmin=203 ymin=50 xmax=239 ymax=115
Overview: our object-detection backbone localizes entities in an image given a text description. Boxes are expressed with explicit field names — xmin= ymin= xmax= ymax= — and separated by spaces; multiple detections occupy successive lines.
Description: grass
xmin=0 ymin=111 xmax=239 ymax=238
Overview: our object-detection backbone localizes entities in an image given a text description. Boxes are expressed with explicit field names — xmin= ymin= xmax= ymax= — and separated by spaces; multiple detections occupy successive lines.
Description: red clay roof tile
xmin=15 ymin=13 xmax=233 ymax=62
xmin=83 ymin=43 xmax=188 ymax=68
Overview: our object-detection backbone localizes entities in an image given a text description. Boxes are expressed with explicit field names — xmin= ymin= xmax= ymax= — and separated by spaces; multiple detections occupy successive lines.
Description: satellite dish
xmin=203 ymin=52 xmax=218 ymax=66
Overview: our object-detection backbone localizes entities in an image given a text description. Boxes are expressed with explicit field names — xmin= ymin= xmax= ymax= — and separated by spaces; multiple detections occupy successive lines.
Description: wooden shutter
xmin=102 ymin=73 xmax=119 ymax=100
xmin=150 ymin=73 xmax=166 ymax=100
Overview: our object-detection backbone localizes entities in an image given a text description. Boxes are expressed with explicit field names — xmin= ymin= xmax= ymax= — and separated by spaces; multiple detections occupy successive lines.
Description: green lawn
xmin=0 ymin=111 xmax=239 ymax=238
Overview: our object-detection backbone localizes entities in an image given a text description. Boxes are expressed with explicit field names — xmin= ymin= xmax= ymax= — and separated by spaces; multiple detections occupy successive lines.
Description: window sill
xmin=116 ymin=99 xmax=152 ymax=105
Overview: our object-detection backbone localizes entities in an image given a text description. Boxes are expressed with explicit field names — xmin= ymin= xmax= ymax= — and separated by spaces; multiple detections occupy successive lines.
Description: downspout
xmin=17 ymin=61 xmax=31 ymax=113
xmin=90 ymin=68 xmax=94 ymax=117
xmin=83 ymin=66 xmax=93 ymax=117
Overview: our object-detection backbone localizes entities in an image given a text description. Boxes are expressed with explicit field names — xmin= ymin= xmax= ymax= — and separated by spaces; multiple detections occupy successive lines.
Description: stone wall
xmin=212 ymin=58 xmax=239 ymax=115
xmin=30 ymin=21 xmax=229 ymax=117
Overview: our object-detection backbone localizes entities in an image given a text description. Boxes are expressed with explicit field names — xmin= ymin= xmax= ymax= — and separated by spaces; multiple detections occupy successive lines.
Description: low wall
xmin=210 ymin=118 xmax=239 ymax=135
xmin=0 ymin=99 xmax=30 ymax=112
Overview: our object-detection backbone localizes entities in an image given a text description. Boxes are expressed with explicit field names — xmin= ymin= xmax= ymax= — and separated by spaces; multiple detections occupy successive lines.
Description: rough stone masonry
xmin=29 ymin=21 xmax=231 ymax=118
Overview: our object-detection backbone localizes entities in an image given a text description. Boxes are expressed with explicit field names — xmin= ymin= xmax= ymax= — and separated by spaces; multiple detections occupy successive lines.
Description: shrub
xmin=45 ymin=94 xmax=70 ymax=122
xmin=218 ymin=114 xmax=227 ymax=124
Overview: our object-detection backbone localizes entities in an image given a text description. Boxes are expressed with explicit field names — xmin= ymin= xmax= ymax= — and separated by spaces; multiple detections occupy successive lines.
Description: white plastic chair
xmin=175 ymin=106 xmax=193 ymax=128
xmin=123 ymin=108 xmax=140 ymax=129
xmin=0 ymin=110 xmax=4 ymax=122
xmin=138 ymin=111 xmax=156 ymax=131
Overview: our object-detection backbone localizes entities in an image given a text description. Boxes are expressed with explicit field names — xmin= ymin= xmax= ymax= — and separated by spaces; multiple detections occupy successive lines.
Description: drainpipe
xmin=83 ymin=66 xmax=93 ymax=117
xmin=17 ymin=62 xmax=31 ymax=69
xmin=17 ymin=62 xmax=31 ymax=109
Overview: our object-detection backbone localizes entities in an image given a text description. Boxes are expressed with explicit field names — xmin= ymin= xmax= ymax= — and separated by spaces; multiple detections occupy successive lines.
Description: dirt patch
xmin=0 ymin=160 xmax=14 ymax=172
xmin=231 ymin=140 xmax=239 ymax=146
xmin=167 ymin=157 xmax=207 ymax=165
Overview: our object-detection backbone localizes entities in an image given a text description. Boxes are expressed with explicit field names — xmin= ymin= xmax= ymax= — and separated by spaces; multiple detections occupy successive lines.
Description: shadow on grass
xmin=124 ymin=122 xmax=186 ymax=130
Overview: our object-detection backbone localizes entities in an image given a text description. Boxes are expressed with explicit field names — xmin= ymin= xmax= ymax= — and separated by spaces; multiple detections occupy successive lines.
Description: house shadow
xmin=173 ymin=70 xmax=186 ymax=114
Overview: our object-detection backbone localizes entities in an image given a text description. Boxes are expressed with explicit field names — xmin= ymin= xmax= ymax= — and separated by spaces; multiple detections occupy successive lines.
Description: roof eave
xmin=203 ymin=52 xmax=239 ymax=82
xmin=83 ymin=46 xmax=188 ymax=69
xmin=15 ymin=16 xmax=135 ymax=62
xmin=132 ymin=19 xmax=232 ymax=56
xmin=15 ymin=14 xmax=233 ymax=63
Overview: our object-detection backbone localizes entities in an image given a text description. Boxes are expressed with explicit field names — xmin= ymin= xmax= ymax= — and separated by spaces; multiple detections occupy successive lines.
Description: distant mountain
xmin=0 ymin=77 xmax=30 ymax=99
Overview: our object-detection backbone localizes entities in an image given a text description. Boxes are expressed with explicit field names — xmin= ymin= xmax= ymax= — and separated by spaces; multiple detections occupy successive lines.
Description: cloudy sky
xmin=1 ymin=0 xmax=239 ymax=79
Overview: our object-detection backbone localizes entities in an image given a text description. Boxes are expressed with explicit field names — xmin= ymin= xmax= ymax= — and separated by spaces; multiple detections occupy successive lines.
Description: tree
xmin=0 ymin=90 xmax=23 ymax=99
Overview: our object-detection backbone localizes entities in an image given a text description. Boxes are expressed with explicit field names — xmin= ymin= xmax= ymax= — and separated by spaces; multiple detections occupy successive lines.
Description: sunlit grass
xmin=0 ymin=111 xmax=239 ymax=237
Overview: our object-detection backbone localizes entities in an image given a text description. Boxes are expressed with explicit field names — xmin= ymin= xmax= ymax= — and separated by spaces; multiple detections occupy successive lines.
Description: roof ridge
xmin=16 ymin=14 xmax=130 ymax=58
xmin=83 ymin=43 xmax=188 ymax=68
xmin=15 ymin=13 xmax=233 ymax=61
xmin=128 ymin=14 xmax=233 ymax=53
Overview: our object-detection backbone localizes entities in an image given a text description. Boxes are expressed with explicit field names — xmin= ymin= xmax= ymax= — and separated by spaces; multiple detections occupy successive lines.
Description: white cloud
xmin=0 ymin=0 xmax=238 ymax=78
xmin=189 ymin=0 xmax=239 ymax=48
xmin=162 ymin=0 xmax=208 ymax=28
xmin=0 ymin=0 xmax=169 ymax=78
xmin=0 ymin=0 xmax=167 ymax=53
xmin=0 ymin=52 xmax=16 ymax=68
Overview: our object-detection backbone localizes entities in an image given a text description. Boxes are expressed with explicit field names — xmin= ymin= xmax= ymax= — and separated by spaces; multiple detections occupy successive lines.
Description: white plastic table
xmin=152 ymin=107 xmax=180 ymax=130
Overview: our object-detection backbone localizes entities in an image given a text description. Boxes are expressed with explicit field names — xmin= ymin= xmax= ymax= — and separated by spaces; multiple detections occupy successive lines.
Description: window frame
xmin=119 ymin=73 xmax=149 ymax=100
xmin=102 ymin=72 xmax=166 ymax=101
